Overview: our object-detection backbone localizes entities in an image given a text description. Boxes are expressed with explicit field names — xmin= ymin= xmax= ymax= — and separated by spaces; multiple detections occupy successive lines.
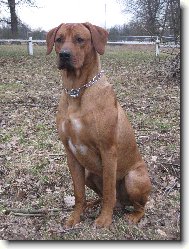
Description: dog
xmin=46 ymin=22 xmax=151 ymax=228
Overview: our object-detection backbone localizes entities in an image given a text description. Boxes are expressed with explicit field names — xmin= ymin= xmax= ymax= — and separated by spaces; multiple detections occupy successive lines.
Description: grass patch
xmin=0 ymin=44 xmax=180 ymax=240
xmin=0 ymin=82 xmax=24 ymax=90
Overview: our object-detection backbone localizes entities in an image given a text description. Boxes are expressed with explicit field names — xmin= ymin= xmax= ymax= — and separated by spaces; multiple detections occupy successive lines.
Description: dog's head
xmin=46 ymin=22 xmax=108 ymax=70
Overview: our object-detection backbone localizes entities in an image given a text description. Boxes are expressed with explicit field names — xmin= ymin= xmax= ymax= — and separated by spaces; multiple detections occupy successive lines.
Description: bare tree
xmin=169 ymin=0 xmax=180 ymax=43
xmin=0 ymin=0 xmax=37 ymax=38
xmin=8 ymin=0 xmax=18 ymax=37
xmin=118 ymin=0 xmax=180 ymax=42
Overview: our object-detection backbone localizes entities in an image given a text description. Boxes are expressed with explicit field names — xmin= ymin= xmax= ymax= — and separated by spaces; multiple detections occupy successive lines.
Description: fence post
xmin=28 ymin=36 xmax=33 ymax=55
xmin=155 ymin=36 xmax=160 ymax=57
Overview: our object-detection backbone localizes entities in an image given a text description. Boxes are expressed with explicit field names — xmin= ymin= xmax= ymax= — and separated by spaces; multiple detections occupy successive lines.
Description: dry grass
xmin=0 ymin=44 xmax=180 ymax=240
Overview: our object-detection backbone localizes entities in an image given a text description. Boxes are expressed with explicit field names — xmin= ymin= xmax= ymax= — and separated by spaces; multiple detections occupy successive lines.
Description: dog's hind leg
xmin=124 ymin=161 xmax=151 ymax=223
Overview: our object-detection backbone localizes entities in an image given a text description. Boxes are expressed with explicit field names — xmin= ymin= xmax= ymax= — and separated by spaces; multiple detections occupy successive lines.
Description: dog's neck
xmin=60 ymin=52 xmax=101 ymax=91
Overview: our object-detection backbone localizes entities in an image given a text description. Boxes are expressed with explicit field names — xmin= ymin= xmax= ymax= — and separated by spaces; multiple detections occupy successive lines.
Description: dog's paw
xmin=93 ymin=214 xmax=112 ymax=228
xmin=64 ymin=215 xmax=81 ymax=228
xmin=125 ymin=211 xmax=144 ymax=224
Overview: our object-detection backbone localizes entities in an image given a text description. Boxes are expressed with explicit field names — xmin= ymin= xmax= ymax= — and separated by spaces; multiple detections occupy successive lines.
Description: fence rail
xmin=0 ymin=37 xmax=180 ymax=56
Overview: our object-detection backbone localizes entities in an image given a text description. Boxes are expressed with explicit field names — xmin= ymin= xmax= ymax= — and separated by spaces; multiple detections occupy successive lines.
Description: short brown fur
xmin=46 ymin=22 xmax=151 ymax=228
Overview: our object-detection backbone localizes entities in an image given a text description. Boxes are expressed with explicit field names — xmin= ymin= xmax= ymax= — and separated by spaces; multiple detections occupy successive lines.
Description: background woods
xmin=0 ymin=0 xmax=37 ymax=38
xmin=117 ymin=0 xmax=180 ymax=43
xmin=0 ymin=0 xmax=180 ymax=43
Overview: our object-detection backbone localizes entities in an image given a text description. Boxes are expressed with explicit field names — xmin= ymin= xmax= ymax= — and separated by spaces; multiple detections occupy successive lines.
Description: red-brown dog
xmin=46 ymin=22 xmax=151 ymax=228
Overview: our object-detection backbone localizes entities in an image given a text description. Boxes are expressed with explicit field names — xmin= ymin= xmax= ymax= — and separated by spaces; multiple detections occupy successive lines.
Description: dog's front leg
xmin=94 ymin=145 xmax=117 ymax=228
xmin=64 ymin=149 xmax=86 ymax=228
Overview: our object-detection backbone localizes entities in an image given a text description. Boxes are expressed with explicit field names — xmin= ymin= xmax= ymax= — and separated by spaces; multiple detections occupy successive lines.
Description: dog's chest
xmin=61 ymin=115 xmax=88 ymax=156
xmin=59 ymin=114 xmax=102 ymax=174
xmin=57 ymin=99 xmax=102 ymax=174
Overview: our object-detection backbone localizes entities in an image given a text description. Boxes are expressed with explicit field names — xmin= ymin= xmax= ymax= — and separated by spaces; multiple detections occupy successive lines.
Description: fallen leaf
xmin=157 ymin=229 xmax=167 ymax=237
xmin=64 ymin=196 xmax=75 ymax=207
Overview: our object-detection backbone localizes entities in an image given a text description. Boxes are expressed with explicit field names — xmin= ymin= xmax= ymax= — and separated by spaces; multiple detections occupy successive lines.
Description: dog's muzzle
xmin=58 ymin=50 xmax=73 ymax=69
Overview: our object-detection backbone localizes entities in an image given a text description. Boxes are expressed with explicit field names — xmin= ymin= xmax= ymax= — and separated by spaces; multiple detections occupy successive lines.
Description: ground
xmin=0 ymin=44 xmax=180 ymax=240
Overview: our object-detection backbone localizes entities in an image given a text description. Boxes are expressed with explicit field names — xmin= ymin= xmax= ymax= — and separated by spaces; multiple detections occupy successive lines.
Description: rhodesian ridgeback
xmin=46 ymin=22 xmax=151 ymax=228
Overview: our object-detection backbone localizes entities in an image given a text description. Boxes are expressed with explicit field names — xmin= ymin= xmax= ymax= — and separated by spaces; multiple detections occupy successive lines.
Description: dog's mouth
xmin=58 ymin=58 xmax=75 ymax=70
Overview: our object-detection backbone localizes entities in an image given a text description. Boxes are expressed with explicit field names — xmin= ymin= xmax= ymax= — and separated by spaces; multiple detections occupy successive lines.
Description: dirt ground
xmin=0 ymin=44 xmax=180 ymax=240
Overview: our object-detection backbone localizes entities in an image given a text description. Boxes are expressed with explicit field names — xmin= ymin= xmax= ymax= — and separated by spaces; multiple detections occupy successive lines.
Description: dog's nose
xmin=59 ymin=50 xmax=71 ymax=60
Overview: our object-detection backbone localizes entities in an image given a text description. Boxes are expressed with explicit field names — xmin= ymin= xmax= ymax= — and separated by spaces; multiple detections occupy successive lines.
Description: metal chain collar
xmin=63 ymin=70 xmax=104 ymax=98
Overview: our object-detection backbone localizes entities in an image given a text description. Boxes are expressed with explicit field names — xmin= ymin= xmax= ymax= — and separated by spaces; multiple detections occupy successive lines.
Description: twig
xmin=159 ymin=164 xmax=169 ymax=173
xmin=161 ymin=72 xmax=170 ymax=84
xmin=163 ymin=180 xmax=178 ymax=196
xmin=13 ymin=213 xmax=45 ymax=217
xmin=4 ymin=208 xmax=62 ymax=216
xmin=48 ymin=154 xmax=64 ymax=157
xmin=1 ymin=102 xmax=57 ymax=108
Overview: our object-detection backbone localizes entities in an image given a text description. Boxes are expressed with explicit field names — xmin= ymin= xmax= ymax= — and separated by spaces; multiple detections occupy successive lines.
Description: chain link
xmin=63 ymin=70 xmax=104 ymax=98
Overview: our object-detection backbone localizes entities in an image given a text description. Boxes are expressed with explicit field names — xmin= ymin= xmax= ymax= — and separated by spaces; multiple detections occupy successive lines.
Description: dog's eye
xmin=56 ymin=37 xmax=62 ymax=43
xmin=76 ymin=37 xmax=84 ymax=43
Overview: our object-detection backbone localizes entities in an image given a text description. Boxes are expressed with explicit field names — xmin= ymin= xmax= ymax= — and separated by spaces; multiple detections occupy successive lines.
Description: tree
xmin=118 ymin=0 xmax=180 ymax=43
xmin=108 ymin=26 xmax=121 ymax=41
xmin=0 ymin=0 xmax=37 ymax=38
xmin=8 ymin=0 xmax=18 ymax=37
xmin=168 ymin=0 xmax=180 ymax=43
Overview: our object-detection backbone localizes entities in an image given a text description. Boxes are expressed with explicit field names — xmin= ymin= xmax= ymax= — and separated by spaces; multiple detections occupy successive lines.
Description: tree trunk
xmin=170 ymin=0 xmax=180 ymax=44
xmin=8 ymin=0 xmax=18 ymax=38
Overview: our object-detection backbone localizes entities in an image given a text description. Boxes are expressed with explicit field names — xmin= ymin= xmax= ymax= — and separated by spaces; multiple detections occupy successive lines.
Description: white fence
xmin=0 ymin=36 xmax=180 ymax=57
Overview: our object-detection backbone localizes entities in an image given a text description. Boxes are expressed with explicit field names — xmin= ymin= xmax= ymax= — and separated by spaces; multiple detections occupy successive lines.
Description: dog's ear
xmin=83 ymin=22 xmax=108 ymax=55
xmin=46 ymin=23 xmax=63 ymax=55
